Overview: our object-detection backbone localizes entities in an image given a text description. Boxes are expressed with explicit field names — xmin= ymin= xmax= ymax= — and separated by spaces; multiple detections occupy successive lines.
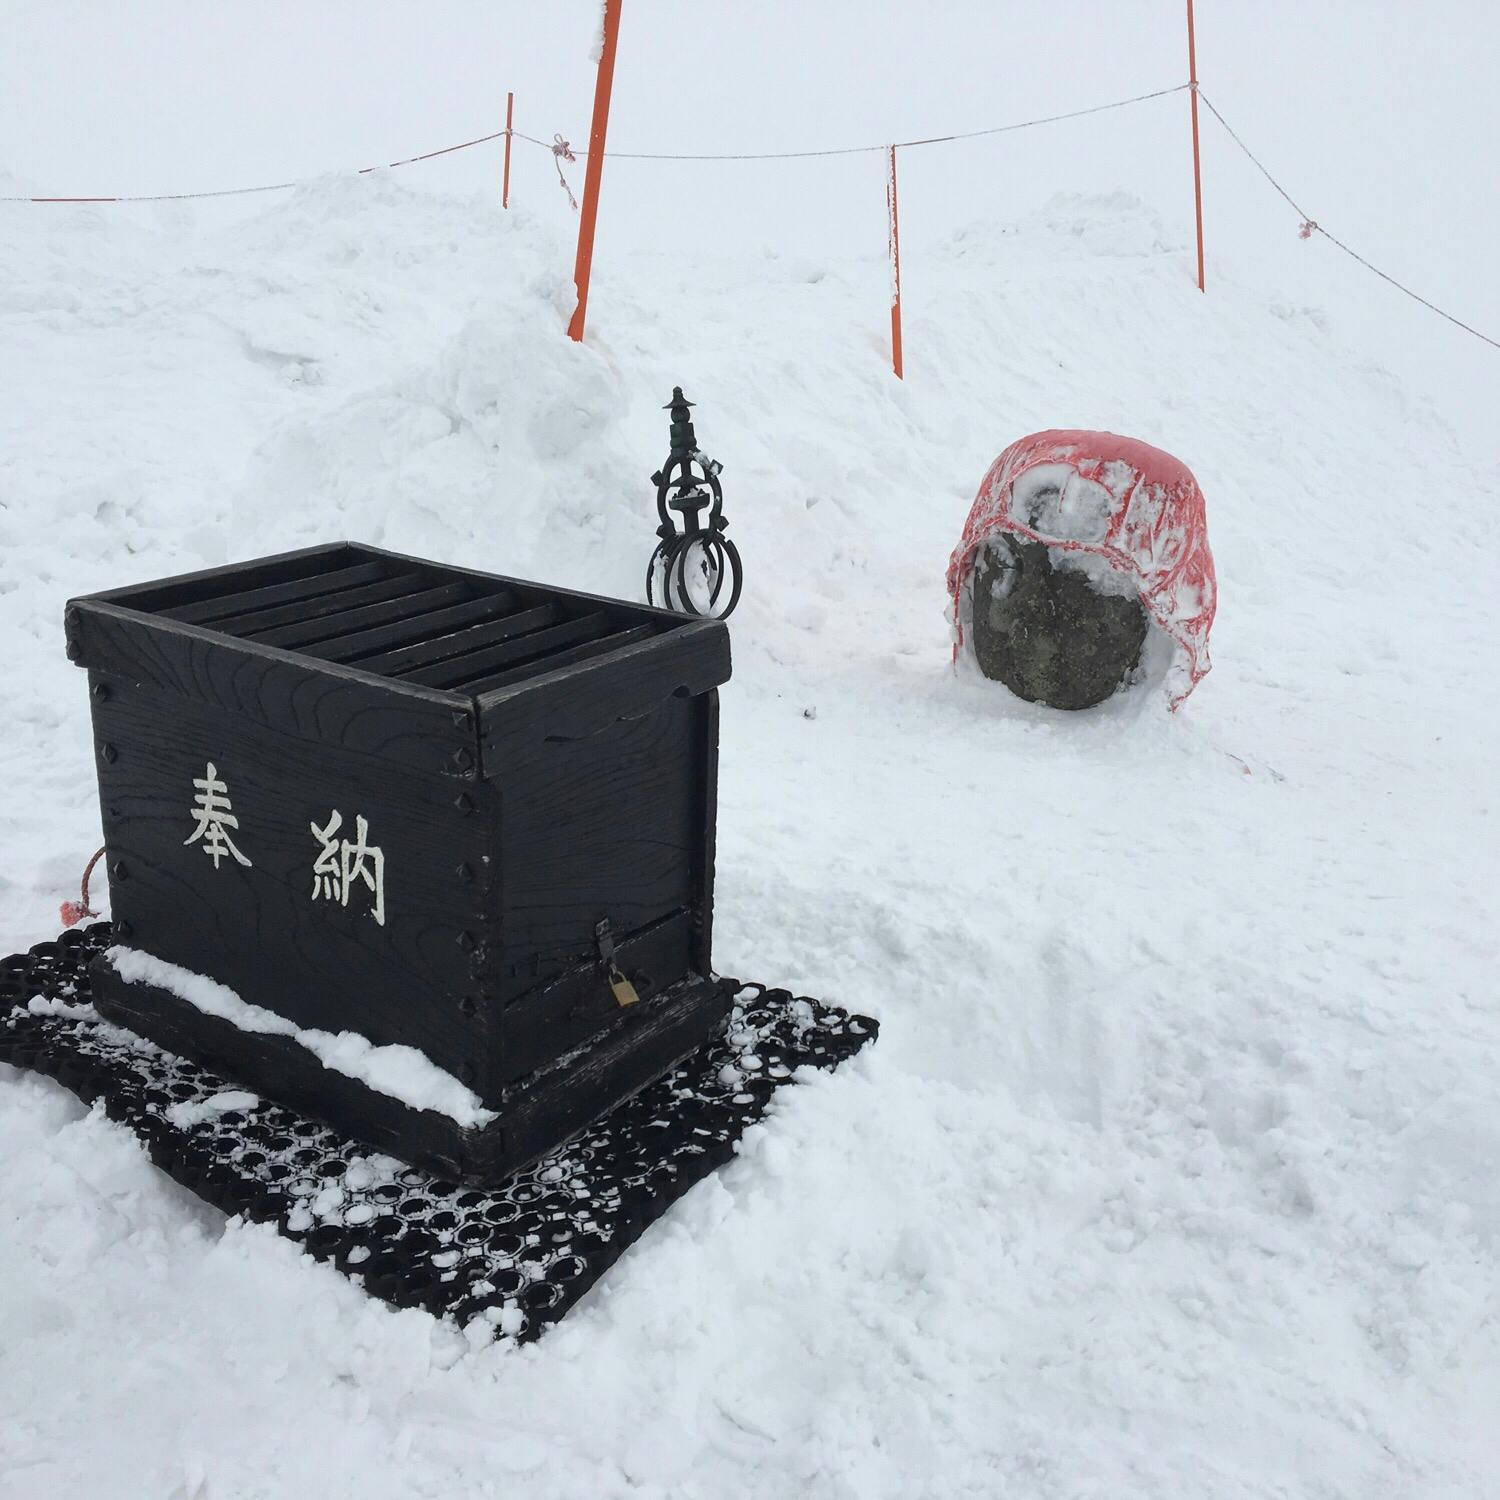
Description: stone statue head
xmin=970 ymin=530 xmax=1149 ymax=710
xmin=948 ymin=432 xmax=1218 ymax=710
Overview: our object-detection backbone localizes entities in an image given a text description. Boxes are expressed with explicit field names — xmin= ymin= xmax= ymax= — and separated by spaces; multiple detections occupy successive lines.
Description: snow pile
xmin=165 ymin=1089 xmax=260 ymax=1132
xmin=108 ymin=948 xmax=498 ymax=1128
xmin=1 ymin=174 xmax=1498 ymax=1499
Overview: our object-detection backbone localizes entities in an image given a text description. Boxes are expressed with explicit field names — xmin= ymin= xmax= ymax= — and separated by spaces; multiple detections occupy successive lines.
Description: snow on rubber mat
xmin=0 ymin=923 xmax=876 ymax=1344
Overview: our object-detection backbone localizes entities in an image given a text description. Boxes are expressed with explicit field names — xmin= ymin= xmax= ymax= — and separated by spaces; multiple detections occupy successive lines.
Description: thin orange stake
xmin=567 ymin=0 xmax=623 ymax=342
xmin=887 ymin=145 xmax=904 ymax=379
xmin=502 ymin=91 xmax=514 ymax=208
xmin=1186 ymin=0 xmax=1205 ymax=292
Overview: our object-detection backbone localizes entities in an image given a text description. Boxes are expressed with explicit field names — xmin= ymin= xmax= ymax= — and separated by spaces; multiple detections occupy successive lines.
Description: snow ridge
xmin=107 ymin=946 xmax=496 ymax=1128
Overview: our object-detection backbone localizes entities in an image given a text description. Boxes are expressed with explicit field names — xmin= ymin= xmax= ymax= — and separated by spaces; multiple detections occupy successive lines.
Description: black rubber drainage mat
xmin=0 ymin=923 xmax=876 ymax=1344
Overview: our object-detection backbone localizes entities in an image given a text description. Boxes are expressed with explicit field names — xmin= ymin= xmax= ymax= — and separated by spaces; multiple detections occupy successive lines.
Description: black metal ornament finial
xmin=646 ymin=387 xmax=743 ymax=619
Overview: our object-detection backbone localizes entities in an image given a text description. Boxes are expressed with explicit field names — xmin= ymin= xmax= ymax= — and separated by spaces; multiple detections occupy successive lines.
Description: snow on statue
xmin=183 ymin=761 xmax=252 ymax=868
xmin=947 ymin=429 xmax=1217 ymax=710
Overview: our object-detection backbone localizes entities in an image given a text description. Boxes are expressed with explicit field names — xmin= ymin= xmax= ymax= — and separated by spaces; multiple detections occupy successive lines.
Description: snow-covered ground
xmin=2 ymin=123 xmax=1498 ymax=1500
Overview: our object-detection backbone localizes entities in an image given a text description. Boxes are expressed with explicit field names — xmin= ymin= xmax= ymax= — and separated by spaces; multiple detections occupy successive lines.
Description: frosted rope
xmin=1198 ymin=90 xmax=1500 ymax=353
xmin=1 ymin=85 xmax=1186 ymax=202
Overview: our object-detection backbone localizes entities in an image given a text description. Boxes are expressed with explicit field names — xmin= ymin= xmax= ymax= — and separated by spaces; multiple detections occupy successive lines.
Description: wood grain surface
xmin=90 ymin=672 xmax=494 ymax=1086
xmin=70 ymin=542 xmax=733 ymax=1168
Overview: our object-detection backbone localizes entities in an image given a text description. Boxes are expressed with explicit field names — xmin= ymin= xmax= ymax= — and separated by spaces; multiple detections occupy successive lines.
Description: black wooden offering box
xmin=64 ymin=543 xmax=732 ymax=1184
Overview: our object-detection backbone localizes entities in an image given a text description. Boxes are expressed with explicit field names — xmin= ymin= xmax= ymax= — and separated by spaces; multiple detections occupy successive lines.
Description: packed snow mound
xmin=3 ymin=173 xmax=1499 ymax=1499
xmin=229 ymin=302 xmax=635 ymax=570
xmin=947 ymin=191 xmax=1182 ymax=261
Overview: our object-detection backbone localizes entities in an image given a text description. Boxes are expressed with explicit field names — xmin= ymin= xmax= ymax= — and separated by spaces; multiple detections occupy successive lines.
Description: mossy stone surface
xmin=971 ymin=538 xmax=1148 ymax=710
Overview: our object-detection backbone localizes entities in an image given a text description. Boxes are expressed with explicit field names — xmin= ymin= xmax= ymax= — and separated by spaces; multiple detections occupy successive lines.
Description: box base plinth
xmin=2 ymin=924 xmax=877 ymax=1344
xmin=90 ymin=957 xmax=732 ymax=1186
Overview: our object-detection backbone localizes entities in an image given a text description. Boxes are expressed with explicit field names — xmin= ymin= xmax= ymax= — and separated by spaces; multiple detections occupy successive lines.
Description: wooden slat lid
xmin=67 ymin=542 xmax=731 ymax=779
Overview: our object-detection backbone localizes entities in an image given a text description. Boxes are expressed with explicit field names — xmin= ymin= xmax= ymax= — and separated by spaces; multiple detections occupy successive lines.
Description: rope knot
xmin=551 ymin=135 xmax=579 ymax=210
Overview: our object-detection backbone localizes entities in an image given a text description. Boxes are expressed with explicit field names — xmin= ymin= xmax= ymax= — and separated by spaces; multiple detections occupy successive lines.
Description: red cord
xmin=60 ymin=846 xmax=106 ymax=928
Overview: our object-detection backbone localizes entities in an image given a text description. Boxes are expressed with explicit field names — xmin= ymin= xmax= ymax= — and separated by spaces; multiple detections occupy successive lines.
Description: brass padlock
xmin=594 ymin=917 xmax=640 ymax=1007
xmin=607 ymin=964 xmax=641 ymax=1008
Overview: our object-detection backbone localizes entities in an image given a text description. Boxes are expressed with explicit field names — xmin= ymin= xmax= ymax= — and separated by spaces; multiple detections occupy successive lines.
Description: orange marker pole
xmin=567 ymin=0 xmax=623 ymax=342
xmin=887 ymin=145 xmax=904 ymax=379
xmin=1186 ymin=0 xmax=1205 ymax=291
xmin=502 ymin=91 xmax=514 ymax=208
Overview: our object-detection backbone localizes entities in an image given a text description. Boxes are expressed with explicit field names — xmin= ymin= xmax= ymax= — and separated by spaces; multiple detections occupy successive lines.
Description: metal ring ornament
xmin=645 ymin=389 xmax=743 ymax=619
xmin=658 ymin=530 xmax=743 ymax=619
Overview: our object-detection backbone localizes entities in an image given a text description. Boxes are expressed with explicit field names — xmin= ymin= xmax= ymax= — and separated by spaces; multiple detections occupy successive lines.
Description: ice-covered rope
xmin=9 ymin=81 xmax=1489 ymax=356
xmin=0 ymin=84 xmax=1186 ymax=203
xmin=6 ymin=181 xmax=306 ymax=206
xmin=0 ymin=132 xmax=512 ymax=204
xmin=1197 ymin=90 xmax=1500 ymax=353
xmin=511 ymin=83 xmax=1191 ymax=161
